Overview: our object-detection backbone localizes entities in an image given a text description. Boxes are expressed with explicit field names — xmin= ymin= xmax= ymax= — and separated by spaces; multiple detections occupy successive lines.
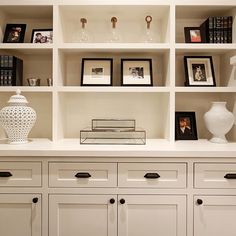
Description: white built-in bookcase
xmin=0 ymin=0 xmax=236 ymax=146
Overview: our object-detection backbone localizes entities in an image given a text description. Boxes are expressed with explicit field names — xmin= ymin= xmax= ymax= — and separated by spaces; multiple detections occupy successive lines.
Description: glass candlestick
xmin=108 ymin=17 xmax=121 ymax=43
xmin=77 ymin=18 xmax=90 ymax=42
xmin=143 ymin=15 xmax=154 ymax=43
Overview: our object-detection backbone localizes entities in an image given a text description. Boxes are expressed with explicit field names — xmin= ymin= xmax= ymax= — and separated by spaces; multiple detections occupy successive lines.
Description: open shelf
xmin=0 ymin=92 xmax=52 ymax=140
xmin=57 ymin=92 xmax=170 ymax=140
xmin=176 ymin=92 xmax=236 ymax=142
xmin=0 ymin=5 xmax=53 ymax=43
xmin=175 ymin=49 xmax=236 ymax=87
xmin=58 ymin=5 xmax=170 ymax=43
xmin=58 ymin=49 xmax=170 ymax=86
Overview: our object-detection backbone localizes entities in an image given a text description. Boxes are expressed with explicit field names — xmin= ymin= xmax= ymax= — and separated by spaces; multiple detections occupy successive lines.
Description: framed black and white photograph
xmin=3 ymin=24 xmax=26 ymax=43
xmin=31 ymin=29 xmax=53 ymax=43
xmin=81 ymin=58 xmax=113 ymax=86
xmin=184 ymin=56 xmax=216 ymax=86
xmin=121 ymin=59 xmax=153 ymax=86
xmin=175 ymin=112 xmax=198 ymax=140
xmin=184 ymin=27 xmax=203 ymax=43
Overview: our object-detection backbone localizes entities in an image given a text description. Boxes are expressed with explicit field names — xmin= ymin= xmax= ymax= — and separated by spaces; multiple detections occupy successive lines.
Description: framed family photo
xmin=3 ymin=24 xmax=26 ymax=43
xmin=81 ymin=58 xmax=113 ymax=86
xmin=184 ymin=56 xmax=216 ymax=86
xmin=175 ymin=112 xmax=198 ymax=140
xmin=121 ymin=59 xmax=153 ymax=86
xmin=184 ymin=27 xmax=203 ymax=43
xmin=31 ymin=29 xmax=53 ymax=43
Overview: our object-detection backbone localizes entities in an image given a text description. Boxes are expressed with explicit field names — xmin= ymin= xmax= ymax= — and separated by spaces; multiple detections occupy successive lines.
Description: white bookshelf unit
xmin=0 ymin=1 xmax=236 ymax=236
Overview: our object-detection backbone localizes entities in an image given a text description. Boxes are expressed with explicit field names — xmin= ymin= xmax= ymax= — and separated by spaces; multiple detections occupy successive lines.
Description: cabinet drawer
xmin=49 ymin=162 xmax=117 ymax=187
xmin=118 ymin=163 xmax=187 ymax=188
xmin=195 ymin=163 xmax=236 ymax=188
xmin=0 ymin=162 xmax=41 ymax=187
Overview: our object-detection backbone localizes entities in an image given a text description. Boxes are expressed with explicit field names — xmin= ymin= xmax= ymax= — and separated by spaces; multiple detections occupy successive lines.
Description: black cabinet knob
xmin=32 ymin=197 xmax=38 ymax=203
xmin=120 ymin=199 xmax=125 ymax=204
xmin=110 ymin=198 xmax=115 ymax=204
xmin=75 ymin=172 xmax=91 ymax=178
xmin=196 ymin=199 xmax=203 ymax=205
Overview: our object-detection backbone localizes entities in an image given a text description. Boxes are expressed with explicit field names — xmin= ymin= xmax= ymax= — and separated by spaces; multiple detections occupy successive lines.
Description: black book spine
xmin=0 ymin=70 xmax=4 ymax=86
xmin=215 ymin=17 xmax=221 ymax=43
xmin=209 ymin=17 xmax=214 ymax=43
xmin=223 ymin=16 xmax=228 ymax=43
xmin=3 ymin=70 xmax=8 ymax=86
xmin=8 ymin=70 xmax=13 ymax=86
xmin=228 ymin=16 xmax=233 ymax=43
xmin=13 ymin=57 xmax=23 ymax=86
xmin=0 ymin=55 xmax=4 ymax=67
xmin=213 ymin=17 xmax=217 ymax=43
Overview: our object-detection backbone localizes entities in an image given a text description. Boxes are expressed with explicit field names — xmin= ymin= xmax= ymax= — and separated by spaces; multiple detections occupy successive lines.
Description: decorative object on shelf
xmin=0 ymin=55 xmax=23 ymax=86
xmin=31 ymin=29 xmax=53 ymax=43
xmin=27 ymin=77 xmax=41 ymax=86
xmin=200 ymin=16 xmax=233 ymax=43
xmin=121 ymin=59 xmax=153 ymax=86
xmin=175 ymin=112 xmax=198 ymax=140
xmin=184 ymin=56 xmax=216 ymax=86
xmin=143 ymin=15 xmax=154 ymax=43
xmin=81 ymin=58 xmax=113 ymax=86
xmin=77 ymin=18 xmax=90 ymax=42
xmin=3 ymin=24 xmax=26 ymax=43
xmin=47 ymin=77 xmax=53 ymax=86
xmin=0 ymin=89 xmax=37 ymax=144
xmin=80 ymin=119 xmax=146 ymax=145
xmin=228 ymin=55 xmax=236 ymax=86
xmin=204 ymin=102 xmax=234 ymax=143
xmin=108 ymin=17 xmax=121 ymax=43
xmin=184 ymin=27 xmax=202 ymax=43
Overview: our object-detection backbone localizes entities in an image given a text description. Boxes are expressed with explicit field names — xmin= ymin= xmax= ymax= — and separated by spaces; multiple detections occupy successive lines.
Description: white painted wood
xmin=194 ymin=163 xmax=236 ymax=188
xmin=0 ymin=194 xmax=41 ymax=236
xmin=194 ymin=195 xmax=236 ymax=236
xmin=118 ymin=162 xmax=187 ymax=188
xmin=0 ymin=161 xmax=41 ymax=186
xmin=49 ymin=162 xmax=117 ymax=187
xmin=49 ymin=194 xmax=117 ymax=236
xmin=118 ymin=195 xmax=186 ymax=236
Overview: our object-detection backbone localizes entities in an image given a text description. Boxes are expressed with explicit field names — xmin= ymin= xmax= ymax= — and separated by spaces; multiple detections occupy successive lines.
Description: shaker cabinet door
xmin=0 ymin=194 xmax=41 ymax=236
xmin=118 ymin=195 xmax=186 ymax=236
xmin=49 ymin=194 xmax=117 ymax=236
xmin=194 ymin=195 xmax=236 ymax=236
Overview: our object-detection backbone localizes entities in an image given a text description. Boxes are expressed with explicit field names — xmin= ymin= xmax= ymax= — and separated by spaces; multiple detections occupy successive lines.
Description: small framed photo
xmin=175 ymin=112 xmax=198 ymax=140
xmin=184 ymin=27 xmax=202 ymax=43
xmin=81 ymin=58 xmax=113 ymax=86
xmin=3 ymin=24 xmax=26 ymax=43
xmin=121 ymin=59 xmax=153 ymax=86
xmin=184 ymin=56 xmax=216 ymax=86
xmin=31 ymin=29 xmax=53 ymax=43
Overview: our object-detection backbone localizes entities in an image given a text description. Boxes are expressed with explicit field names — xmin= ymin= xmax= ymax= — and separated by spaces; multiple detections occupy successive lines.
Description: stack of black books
xmin=0 ymin=55 xmax=23 ymax=86
xmin=200 ymin=16 xmax=233 ymax=43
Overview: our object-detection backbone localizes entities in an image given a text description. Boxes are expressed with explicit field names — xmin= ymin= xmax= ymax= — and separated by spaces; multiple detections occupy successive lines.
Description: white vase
xmin=204 ymin=102 xmax=235 ymax=143
xmin=0 ymin=89 xmax=37 ymax=144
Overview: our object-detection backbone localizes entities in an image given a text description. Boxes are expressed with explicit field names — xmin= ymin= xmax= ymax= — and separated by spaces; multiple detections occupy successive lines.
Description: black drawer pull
xmin=110 ymin=198 xmax=115 ymax=204
xmin=32 ymin=197 xmax=38 ymax=204
xmin=144 ymin=173 xmax=160 ymax=179
xmin=75 ymin=172 xmax=91 ymax=178
xmin=224 ymin=173 xmax=236 ymax=179
xmin=0 ymin=172 xmax=12 ymax=177
xmin=120 ymin=199 xmax=125 ymax=204
xmin=196 ymin=199 xmax=203 ymax=205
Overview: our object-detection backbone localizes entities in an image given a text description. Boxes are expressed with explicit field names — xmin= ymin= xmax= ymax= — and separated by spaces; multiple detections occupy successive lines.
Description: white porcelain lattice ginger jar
xmin=0 ymin=89 xmax=37 ymax=144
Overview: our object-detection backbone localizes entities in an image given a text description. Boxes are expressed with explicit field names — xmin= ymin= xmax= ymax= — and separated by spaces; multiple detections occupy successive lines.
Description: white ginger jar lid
xmin=8 ymin=89 xmax=28 ymax=105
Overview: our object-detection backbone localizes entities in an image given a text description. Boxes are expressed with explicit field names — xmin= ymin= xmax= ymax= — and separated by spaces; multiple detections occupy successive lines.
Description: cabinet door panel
xmin=118 ymin=195 xmax=186 ymax=236
xmin=49 ymin=195 xmax=117 ymax=236
xmin=194 ymin=195 xmax=236 ymax=236
xmin=0 ymin=194 xmax=41 ymax=236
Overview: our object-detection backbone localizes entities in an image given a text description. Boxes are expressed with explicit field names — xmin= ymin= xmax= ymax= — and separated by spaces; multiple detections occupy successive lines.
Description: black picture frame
xmin=175 ymin=112 xmax=198 ymax=140
xmin=3 ymin=24 xmax=26 ymax=43
xmin=121 ymin=58 xmax=153 ymax=86
xmin=184 ymin=27 xmax=203 ymax=43
xmin=184 ymin=56 xmax=216 ymax=87
xmin=31 ymin=29 xmax=53 ymax=43
xmin=81 ymin=58 xmax=113 ymax=86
